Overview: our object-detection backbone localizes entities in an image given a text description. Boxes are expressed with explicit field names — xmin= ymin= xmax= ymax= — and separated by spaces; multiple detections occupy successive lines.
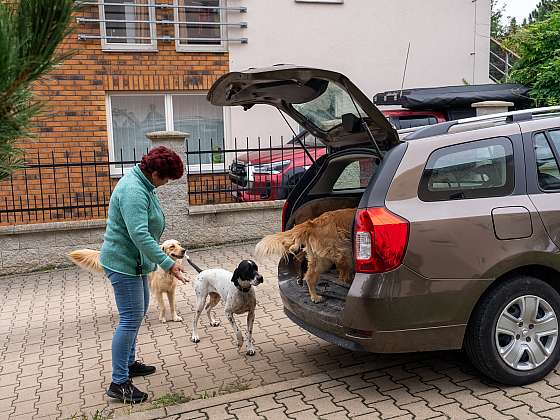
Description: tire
xmin=464 ymin=275 xmax=560 ymax=385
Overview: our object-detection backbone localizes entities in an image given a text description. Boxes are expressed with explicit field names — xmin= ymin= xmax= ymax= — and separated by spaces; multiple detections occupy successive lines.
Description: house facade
xmin=1 ymin=0 xmax=491 ymax=225
xmin=226 ymin=0 xmax=491 ymax=141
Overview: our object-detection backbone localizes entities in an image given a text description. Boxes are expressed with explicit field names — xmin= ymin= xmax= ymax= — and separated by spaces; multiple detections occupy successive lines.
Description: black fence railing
xmin=0 ymin=149 xmax=145 ymax=225
xmin=185 ymin=133 xmax=324 ymax=205
xmin=0 ymin=134 xmax=324 ymax=224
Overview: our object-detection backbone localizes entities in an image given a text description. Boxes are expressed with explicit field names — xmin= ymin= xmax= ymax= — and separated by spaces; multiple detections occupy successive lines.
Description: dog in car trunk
xmin=255 ymin=208 xmax=356 ymax=303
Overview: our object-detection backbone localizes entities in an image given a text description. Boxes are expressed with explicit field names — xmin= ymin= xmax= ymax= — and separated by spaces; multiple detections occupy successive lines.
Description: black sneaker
xmin=106 ymin=379 xmax=148 ymax=404
xmin=128 ymin=360 xmax=156 ymax=378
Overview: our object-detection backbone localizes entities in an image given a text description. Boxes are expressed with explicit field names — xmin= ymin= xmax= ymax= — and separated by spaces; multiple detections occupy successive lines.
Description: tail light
xmin=281 ymin=200 xmax=289 ymax=232
xmin=354 ymin=207 xmax=409 ymax=273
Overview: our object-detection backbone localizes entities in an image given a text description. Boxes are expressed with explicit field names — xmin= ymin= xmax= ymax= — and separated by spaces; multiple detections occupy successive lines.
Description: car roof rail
xmin=400 ymin=105 xmax=560 ymax=141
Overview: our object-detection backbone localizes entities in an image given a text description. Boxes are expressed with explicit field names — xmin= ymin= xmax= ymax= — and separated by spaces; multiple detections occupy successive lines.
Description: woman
xmin=100 ymin=146 xmax=187 ymax=403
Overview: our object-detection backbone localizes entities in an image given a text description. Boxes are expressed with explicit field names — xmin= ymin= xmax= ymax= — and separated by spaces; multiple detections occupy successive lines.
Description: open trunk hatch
xmin=208 ymin=65 xmax=399 ymax=150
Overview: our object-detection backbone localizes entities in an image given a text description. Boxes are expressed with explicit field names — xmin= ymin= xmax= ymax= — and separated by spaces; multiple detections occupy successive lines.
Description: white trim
xmin=99 ymin=0 xmax=158 ymax=52
xmin=174 ymin=0 xmax=227 ymax=52
xmin=164 ymin=94 xmax=174 ymax=130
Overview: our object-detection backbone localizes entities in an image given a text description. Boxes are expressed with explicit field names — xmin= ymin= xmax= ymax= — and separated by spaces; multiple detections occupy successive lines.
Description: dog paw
xmin=160 ymin=318 xmax=167 ymax=323
xmin=172 ymin=315 xmax=183 ymax=322
xmin=310 ymin=295 xmax=325 ymax=304
xmin=191 ymin=336 xmax=200 ymax=343
xmin=246 ymin=349 xmax=256 ymax=356
xmin=210 ymin=320 xmax=220 ymax=327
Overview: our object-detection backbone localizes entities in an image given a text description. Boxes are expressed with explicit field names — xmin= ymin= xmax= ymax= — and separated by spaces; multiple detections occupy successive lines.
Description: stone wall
xmin=0 ymin=201 xmax=283 ymax=276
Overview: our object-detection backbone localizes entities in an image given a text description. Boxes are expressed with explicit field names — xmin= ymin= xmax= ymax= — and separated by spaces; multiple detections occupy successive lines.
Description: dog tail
xmin=185 ymin=256 xmax=203 ymax=273
xmin=255 ymin=224 xmax=309 ymax=259
xmin=67 ymin=249 xmax=103 ymax=273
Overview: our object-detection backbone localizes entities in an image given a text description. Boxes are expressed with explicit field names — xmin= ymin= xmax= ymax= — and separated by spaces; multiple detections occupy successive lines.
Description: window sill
xmin=175 ymin=45 xmax=227 ymax=53
xmin=101 ymin=45 xmax=158 ymax=53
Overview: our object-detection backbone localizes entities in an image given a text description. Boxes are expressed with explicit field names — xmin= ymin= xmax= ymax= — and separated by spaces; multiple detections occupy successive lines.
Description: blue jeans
xmin=105 ymin=269 xmax=150 ymax=384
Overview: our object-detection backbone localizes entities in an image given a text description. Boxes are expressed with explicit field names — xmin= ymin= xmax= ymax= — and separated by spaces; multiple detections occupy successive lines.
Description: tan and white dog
xmin=67 ymin=239 xmax=187 ymax=323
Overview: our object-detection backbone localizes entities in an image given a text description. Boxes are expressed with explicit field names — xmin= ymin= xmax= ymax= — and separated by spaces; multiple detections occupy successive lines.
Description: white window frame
xmin=106 ymin=92 xmax=227 ymax=176
xmin=173 ymin=0 xmax=227 ymax=52
xmin=99 ymin=0 xmax=158 ymax=52
xmin=295 ymin=0 xmax=343 ymax=3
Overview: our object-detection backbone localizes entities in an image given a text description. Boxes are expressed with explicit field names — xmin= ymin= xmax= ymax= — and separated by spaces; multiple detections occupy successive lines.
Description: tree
xmin=0 ymin=0 xmax=75 ymax=181
xmin=491 ymin=0 xmax=507 ymax=38
xmin=508 ymin=9 xmax=560 ymax=106
xmin=528 ymin=0 xmax=560 ymax=24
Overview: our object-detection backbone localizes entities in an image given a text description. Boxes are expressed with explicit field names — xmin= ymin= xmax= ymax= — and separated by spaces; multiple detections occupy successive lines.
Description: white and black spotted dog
xmin=186 ymin=258 xmax=264 ymax=356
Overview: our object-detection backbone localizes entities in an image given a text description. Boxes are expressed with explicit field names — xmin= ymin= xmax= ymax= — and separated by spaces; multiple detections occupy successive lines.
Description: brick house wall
xmin=0 ymin=2 xmax=230 ymax=226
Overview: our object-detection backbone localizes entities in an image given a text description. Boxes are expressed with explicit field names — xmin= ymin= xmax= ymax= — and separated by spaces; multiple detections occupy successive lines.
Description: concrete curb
xmin=120 ymin=356 xmax=425 ymax=419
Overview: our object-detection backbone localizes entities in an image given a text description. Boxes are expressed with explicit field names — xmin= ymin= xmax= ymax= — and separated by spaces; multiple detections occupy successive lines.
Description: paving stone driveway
xmin=2 ymin=242 xmax=560 ymax=419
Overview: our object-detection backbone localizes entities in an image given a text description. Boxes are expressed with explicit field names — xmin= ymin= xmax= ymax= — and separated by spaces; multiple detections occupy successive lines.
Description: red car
xmin=229 ymin=109 xmax=445 ymax=201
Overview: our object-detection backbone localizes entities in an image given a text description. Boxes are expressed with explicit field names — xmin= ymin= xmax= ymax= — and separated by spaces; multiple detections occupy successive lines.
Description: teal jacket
xmin=100 ymin=165 xmax=175 ymax=276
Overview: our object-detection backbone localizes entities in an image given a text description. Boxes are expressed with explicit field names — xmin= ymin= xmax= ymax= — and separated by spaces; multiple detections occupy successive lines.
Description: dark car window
xmin=419 ymin=137 xmax=514 ymax=202
xmin=333 ymin=158 xmax=376 ymax=190
xmin=388 ymin=115 xmax=438 ymax=130
xmin=548 ymin=129 xmax=560 ymax=152
xmin=534 ymin=132 xmax=560 ymax=191
xmin=310 ymin=154 xmax=377 ymax=194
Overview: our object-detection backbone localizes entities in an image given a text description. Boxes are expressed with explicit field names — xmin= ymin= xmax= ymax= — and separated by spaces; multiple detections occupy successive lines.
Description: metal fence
xmin=0 ymin=134 xmax=323 ymax=225
xmin=185 ymin=134 xmax=324 ymax=205
xmin=0 ymin=149 xmax=144 ymax=226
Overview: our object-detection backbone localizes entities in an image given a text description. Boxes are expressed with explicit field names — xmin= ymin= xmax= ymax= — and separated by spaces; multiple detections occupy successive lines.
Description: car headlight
xmin=251 ymin=160 xmax=291 ymax=175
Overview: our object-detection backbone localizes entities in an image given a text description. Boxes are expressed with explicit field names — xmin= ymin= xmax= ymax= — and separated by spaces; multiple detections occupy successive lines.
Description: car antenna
xmin=343 ymin=81 xmax=384 ymax=159
xmin=278 ymin=109 xmax=316 ymax=164
xmin=400 ymin=41 xmax=411 ymax=97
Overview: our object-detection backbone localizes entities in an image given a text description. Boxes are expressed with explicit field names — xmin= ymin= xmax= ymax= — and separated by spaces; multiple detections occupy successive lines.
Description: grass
xmin=69 ymin=408 xmax=111 ymax=420
xmin=150 ymin=392 xmax=192 ymax=408
xmin=69 ymin=378 xmax=252 ymax=418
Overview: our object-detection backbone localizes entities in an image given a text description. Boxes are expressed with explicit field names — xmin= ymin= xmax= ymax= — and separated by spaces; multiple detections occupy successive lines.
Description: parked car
xmin=229 ymin=109 xmax=445 ymax=202
xmin=228 ymin=131 xmax=327 ymax=201
xmin=373 ymin=83 xmax=532 ymax=121
xmin=209 ymin=65 xmax=560 ymax=385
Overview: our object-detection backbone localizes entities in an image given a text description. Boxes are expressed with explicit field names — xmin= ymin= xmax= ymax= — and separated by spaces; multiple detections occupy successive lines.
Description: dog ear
xmin=231 ymin=268 xmax=240 ymax=287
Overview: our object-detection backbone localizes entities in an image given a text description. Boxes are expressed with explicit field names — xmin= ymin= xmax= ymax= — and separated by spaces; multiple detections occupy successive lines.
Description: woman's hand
xmin=170 ymin=263 xmax=189 ymax=284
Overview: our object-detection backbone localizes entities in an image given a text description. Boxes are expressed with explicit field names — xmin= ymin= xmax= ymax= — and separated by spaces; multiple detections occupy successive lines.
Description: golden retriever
xmin=67 ymin=239 xmax=186 ymax=323
xmin=255 ymin=208 xmax=356 ymax=303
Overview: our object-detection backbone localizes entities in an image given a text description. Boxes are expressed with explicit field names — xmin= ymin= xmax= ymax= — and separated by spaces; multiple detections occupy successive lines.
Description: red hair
xmin=140 ymin=146 xmax=184 ymax=180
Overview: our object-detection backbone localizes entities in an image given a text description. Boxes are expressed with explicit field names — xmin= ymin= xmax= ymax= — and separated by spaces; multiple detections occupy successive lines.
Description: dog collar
xmin=236 ymin=285 xmax=251 ymax=293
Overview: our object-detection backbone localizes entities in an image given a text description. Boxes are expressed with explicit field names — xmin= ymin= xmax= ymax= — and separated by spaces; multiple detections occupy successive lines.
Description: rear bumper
xmin=279 ymin=264 xmax=493 ymax=353
xmin=285 ymin=309 xmax=367 ymax=352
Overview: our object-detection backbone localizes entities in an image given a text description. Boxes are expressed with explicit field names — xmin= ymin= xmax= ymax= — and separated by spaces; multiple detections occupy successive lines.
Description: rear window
xmin=388 ymin=115 xmax=438 ymax=130
xmin=419 ymin=137 xmax=514 ymax=202
xmin=309 ymin=155 xmax=377 ymax=194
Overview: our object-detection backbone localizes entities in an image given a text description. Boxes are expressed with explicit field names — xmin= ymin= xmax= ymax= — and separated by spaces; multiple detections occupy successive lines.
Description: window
xmin=99 ymin=0 xmax=156 ymax=51
xmin=173 ymin=95 xmax=224 ymax=165
xmin=107 ymin=93 xmax=224 ymax=172
xmin=332 ymin=157 xmax=376 ymax=191
xmin=110 ymin=95 xmax=166 ymax=162
xmin=293 ymin=81 xmax=365 ymax=132
xmin=387 ymin=115 xmax=438 ymax=130
xmin=534 ymin=132 xmax=560 ymax=191
xmin=419 ymin=137 xmax=514 ymax=202
xmin=175 ymin=0 xmax=225 ymax=51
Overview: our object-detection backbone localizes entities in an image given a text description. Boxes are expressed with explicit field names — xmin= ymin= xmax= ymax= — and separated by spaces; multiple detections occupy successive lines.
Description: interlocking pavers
xmin=3 ymin=242 xmax=560 ymax=420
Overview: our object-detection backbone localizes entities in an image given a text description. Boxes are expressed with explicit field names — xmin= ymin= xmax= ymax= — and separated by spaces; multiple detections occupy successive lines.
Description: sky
xmin=496 ymin=0 xmax=540 ymax=24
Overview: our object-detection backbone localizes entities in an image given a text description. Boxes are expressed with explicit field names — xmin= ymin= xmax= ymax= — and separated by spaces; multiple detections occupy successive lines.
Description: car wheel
xmin=464 ymin=275 xmax=560 ymax=385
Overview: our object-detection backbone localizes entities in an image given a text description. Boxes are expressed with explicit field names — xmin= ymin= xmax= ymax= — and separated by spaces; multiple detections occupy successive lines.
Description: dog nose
xmin=257 ymin=275 xmax=264 ymax=283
